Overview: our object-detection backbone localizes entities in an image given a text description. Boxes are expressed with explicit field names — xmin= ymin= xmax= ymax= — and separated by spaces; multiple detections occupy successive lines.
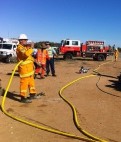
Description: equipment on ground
xmin=79 ymin=66 xmax=90 ymax=74
xmin=59 ymin=39 xmax=112 ymax=61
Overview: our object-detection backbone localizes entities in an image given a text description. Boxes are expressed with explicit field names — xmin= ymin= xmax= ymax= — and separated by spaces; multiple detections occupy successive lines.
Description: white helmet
xmin=18 ymin=34 xmax=28 ymax=40
xmin=27 ymin=40 xmax=32 ymax=44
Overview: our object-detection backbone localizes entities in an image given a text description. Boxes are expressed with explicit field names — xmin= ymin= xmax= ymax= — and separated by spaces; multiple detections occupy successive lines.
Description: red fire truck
xmin=59 ymin=39 xmax=111 ymax=61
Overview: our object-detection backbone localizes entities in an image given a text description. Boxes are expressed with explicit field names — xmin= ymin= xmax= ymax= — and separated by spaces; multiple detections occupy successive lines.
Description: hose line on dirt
xmin=1 ymin=59 xmax=111 ymax=142
xmin=1 ymin=60 xmax=98 ymax=142
xmin=59 ymin=60 xmax=114 ymax=142
xmin=59 ymin=75 xmax=107 ymax=142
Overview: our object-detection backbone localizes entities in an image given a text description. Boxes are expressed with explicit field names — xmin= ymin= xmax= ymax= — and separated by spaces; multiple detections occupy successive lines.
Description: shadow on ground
xmin=1 ymin=90 xmax=20 ymax=102
xmin=6 ymin=72 xmax=19 ymax=77
xmin=94 ymin=72 xmax=121 ymax=98
xmin=106 ymin=79 xmax=121 ymax=92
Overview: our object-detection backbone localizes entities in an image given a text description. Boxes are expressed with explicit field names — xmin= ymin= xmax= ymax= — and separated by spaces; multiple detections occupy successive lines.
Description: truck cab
xmin=60 ymin=39 xmax=82 ymax=59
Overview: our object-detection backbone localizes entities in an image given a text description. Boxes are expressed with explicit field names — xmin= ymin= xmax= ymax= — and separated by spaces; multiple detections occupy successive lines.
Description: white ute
xmin=0 ymin=42 xmax=17 ymax=63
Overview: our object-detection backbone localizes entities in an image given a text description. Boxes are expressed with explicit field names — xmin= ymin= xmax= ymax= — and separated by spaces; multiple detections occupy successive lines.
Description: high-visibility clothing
xmin=16 ymin=44 xmax=35 ymax=78
xmin=20 ymin=76 xmax=36 ymax=97
xmin=16 ymin=44 xmax=36 ymax=97
xmin=46 ymin=47 xmax=56 ymax=58
xmin=46 ymin=47 xmax=56 ymax=75
xmin=40 ymin=64 xmax=46 ymax=77
xmin=35 ymin=64 xmax=46 ymax=77
xmin=35 ymin=49 xmax=49 ymax=77
xmin=114 ymin=50 xmax=119 ymax=61
xmin=36 ymin=49 xmax=49 ymax=64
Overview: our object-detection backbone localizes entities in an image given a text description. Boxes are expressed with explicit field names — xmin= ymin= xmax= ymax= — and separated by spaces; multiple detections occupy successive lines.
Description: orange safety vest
xmin=16 ymin=44 xmax=35 ymax=78
xmin=36 ymin=49 xmax=49 ymax=64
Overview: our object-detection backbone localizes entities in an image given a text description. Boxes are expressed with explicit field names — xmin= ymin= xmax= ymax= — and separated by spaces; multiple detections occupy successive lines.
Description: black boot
xmin=20 ymin=97 xmax=32 ymax=103
xmin=29 ymin=93 xmax=41 ymax=99
xmin=52 ymin=74 xmax=56 ymax=77
xmin=45 ymin=73 xmax=49 ymax=77
xmin=29 ymin=92 xmax=45 ymax=100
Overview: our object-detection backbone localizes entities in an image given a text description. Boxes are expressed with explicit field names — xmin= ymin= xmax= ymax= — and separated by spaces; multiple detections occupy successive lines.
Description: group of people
xmin=16 ymin=34 xmax=57 ymax=103
xmin=34 ymin=42 xmax=57 ymax=79
xmin=15 ymin=33 xmax=119 ymax=103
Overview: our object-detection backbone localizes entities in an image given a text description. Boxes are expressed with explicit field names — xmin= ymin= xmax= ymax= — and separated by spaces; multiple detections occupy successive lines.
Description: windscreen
xmin=0 ymin=44 xmax=12 ymax=49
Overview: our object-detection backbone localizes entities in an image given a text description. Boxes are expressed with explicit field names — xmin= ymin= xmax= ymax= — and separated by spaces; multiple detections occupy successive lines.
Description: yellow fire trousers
xmin=114 ymin=55 xmax=118 ymax=61
xmin=20 ymin=75 xmax=36 ymax=97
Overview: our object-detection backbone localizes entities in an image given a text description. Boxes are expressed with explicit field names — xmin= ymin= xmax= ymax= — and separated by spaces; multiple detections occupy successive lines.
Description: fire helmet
xmin=18 ymin=34 xmax=28 ymax=40
xmin=27 ymin=40 xmax=32 ymax=44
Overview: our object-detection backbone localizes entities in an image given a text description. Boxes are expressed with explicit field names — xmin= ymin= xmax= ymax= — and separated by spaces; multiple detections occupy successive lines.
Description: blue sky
xmin=0 ymin=0 xmax=121 ymax=46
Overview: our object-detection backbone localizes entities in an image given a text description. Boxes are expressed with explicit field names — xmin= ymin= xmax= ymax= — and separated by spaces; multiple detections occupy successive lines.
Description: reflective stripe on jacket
xmin=16 ymin=44 xmax=35 ymax=78
xmin=36 ymin=49 xmax=49 ymax=64
xmin=46 ymin=47 xmax=56 ymax=58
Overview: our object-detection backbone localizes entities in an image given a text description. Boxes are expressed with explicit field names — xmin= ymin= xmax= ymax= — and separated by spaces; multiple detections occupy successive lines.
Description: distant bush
xmin=34 ymin=41 xmax=61 ymax=49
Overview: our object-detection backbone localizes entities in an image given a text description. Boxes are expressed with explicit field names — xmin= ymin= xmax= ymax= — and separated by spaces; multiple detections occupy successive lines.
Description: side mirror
xmin=13 ymin=46 xmax=16 ymax=51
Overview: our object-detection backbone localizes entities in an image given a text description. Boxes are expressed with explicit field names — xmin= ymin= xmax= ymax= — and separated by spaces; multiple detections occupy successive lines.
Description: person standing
xmin=114 ymin=48 xmax=119 ymax=62
xmin=16 ymin=34 xmax=42 ymax=103
xmin=34 ymin=42 xmax=49 ymax=79
xmin=46 ymin=42 xmax=57 ymax=76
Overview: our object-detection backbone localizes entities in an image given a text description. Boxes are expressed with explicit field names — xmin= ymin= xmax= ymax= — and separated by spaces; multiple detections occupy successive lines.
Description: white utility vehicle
xmin=0 ymin=42 xmax=17 ymax=63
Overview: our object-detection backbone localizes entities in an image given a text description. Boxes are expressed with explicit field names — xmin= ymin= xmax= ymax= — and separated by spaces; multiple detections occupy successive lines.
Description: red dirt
xmin=0 ymin=56 xmax=121 ymax=142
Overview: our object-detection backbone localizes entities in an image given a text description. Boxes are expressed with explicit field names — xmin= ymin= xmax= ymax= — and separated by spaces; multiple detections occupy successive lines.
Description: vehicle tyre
xmin=64 ymin=53 xmax=73 ymax=60
xmin=93 ymin=57 xmax=97 ymax=61
xmin=5 ymin=56 xmax=11 ymax=63
xmin=12 ymin=57 xmax=17 ymax=63
xmin=97 ymin=54 xmax=105 ymax=61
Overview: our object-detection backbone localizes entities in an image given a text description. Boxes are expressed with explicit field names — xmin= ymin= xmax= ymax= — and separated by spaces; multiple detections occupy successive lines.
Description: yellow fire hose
xmin=59 ymin=61 xmax=113 ymax=142
xmin=1 ymin=59 xmax=111 ymax=142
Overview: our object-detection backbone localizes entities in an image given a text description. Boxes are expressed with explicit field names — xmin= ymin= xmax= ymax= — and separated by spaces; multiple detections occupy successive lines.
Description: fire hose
xmin=1 ymin=60 xmax=110 ymax=142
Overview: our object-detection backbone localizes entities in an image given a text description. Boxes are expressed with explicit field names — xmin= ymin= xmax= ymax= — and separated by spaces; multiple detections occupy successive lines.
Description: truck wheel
xmin=6 ymin=56 xmax=11 ymax=63
xmin=93 ymin=57 xmax=97 ymax=61
xmin=97 ymin=54 xmax=105 ymax=61
xmin=64 ymin=53 xmax=73 ymax=60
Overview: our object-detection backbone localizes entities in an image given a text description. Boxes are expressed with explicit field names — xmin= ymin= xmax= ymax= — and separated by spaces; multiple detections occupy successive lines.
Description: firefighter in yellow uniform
xmin=114 ymin=48 xmax=119 ymax=62
xmin=16 ymin=34 xmax=42 ymax=103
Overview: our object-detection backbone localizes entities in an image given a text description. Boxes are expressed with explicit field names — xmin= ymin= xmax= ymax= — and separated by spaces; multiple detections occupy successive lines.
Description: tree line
xmin=34 ymin=41 xmax=61 ymax=49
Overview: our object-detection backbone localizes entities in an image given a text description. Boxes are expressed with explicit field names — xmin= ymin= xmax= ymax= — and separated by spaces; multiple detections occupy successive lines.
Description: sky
xmin=0 ymin=0 xmax=121 ymax=47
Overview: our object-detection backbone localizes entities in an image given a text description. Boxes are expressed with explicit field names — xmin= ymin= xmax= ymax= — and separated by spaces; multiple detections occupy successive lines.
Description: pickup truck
xmin=0 ymin=43 xmax=17 ymax=63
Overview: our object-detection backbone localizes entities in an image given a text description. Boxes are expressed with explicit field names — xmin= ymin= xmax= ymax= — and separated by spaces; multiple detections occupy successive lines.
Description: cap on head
xmin=18 ymin=34 xmax=28 ymax=40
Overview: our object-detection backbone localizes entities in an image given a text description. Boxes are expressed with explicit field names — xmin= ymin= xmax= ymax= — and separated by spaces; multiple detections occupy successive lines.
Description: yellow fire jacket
xmin=16 ymin=44 xmax=34 ymax=78
xmin=114 ymin=50 xmax=119 ymax=57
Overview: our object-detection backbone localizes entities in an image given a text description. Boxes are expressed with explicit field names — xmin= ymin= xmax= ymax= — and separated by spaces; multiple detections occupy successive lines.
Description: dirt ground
xmin=0 ymin=56 xmax=121 ymax=142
